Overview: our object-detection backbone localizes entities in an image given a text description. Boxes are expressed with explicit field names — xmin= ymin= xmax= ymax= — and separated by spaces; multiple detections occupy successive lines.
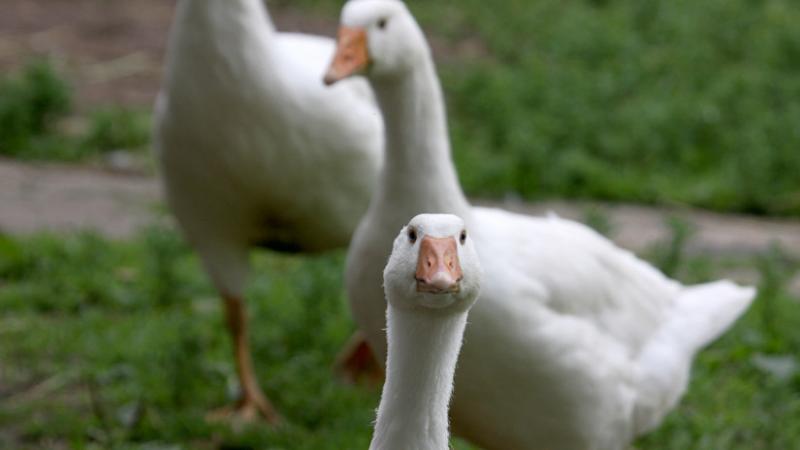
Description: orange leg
xmin=333 ymin=330 xmax=384 ymax=385
xmin=208 ymin=294 xmax=281 ymax=425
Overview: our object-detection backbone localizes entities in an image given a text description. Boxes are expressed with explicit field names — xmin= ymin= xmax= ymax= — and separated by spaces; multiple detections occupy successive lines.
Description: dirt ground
xmin=0 ymin=157 xmax=159 ymax=238
xmin=0 ymin=0 xmax=485 ymax=111
xmin=0 ymin=0 xmax=174 ymax=110
xmin=0 ymin=0 xmax=363 ymax=110
xmin=0 ymin=0 xmax=346 ymax=109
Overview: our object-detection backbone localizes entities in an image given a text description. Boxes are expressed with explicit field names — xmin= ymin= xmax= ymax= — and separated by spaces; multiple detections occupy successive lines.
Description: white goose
xmin=374 ymin=213 xmax=482 ymax=450
xmin=153 ymin=0 xmax=382 ymax=422
xmin=324 ymin=1 xmax=756 ymax=448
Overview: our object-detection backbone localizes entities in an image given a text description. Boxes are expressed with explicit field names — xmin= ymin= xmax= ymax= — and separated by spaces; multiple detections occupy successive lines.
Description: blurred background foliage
xmin=0 ymin=62 xmax=150 ymax=161
xmin=2 ymin=0 xmax=799 ymax=215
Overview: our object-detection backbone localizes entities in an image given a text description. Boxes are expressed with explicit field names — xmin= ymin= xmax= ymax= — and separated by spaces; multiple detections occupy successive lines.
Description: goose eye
xmin=459 ymin=230 xmax=467 ymax=245
xmin=407 ymin=227 xmax=417 ymax=244
xmin=377 ymin=18 xmax=388 ymax=29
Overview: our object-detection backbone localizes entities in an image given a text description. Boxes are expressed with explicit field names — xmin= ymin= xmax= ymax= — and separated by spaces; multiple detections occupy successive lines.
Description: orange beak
xmin=415 ymin=236 xmax=463 ymax=294
xmin=324 ymin=26 xmax=370 ymax=86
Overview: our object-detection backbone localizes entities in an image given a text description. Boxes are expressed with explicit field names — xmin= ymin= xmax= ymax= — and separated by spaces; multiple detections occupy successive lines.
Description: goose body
xmin=325 ymin=1 xmax=755 ymax=448
xmin=154 ymin=0 xmax=382 ymax=421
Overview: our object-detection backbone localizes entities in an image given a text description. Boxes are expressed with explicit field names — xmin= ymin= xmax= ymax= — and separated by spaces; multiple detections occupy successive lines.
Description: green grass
xmin=81 ymin=107 xmax=151 ymax=155
xmin=0 ymin=228 xmax=374 ymax=449
xmin=0 ymin=228 xmax=470 ymax=449
xmin=0 ymin=62 xmax=150 ymax=161
xmin=440 ymin=0 xmax=800 ymax=216
xmin=0 ymin=226 xmax=798 ymax=449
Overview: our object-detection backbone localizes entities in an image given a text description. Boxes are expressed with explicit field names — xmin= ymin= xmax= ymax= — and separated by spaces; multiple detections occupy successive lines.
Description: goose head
xmin=324 ymin=0 xmax=428 ymax=85
xmin=383 ymin=214 xmax=482 ymax=313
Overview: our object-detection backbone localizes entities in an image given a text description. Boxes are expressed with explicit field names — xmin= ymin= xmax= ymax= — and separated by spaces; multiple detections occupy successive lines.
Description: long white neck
xmin=175 ymin=0 xmax=275 ymax=37
xmin=370 ymin=55 xmax=471 ymax=219
xmin=166 ymin=0 xmax=280 ymax=93
xmin=370 ymin=306 xmax=468 ymax=450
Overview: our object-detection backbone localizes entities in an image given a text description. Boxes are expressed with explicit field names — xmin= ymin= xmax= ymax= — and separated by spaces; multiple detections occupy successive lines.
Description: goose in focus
xmin=153 ymin=0 xmax=383 ymax=423
xmin=324 ymin=1 xmax=756 ymax=448
xmin=373 ymin=213 xmax=482 ymax=450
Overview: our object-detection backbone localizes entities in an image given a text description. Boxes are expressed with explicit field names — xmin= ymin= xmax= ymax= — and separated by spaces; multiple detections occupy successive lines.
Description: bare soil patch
xmin=0 ymin=158 xmax=160 ymax=238
xmin=0 ymin=0 xmax=175 ymax=110
xmin=0 ymin=0 xmax=488 ymax=111
xmin=3 ymin=157 xmax=798 ymax=258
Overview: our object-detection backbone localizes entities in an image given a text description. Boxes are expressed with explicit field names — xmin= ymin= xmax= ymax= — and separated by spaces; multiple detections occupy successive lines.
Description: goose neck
xmin=371 ymin=59 xmax=470 ymax=215
xmin=166 ymin=0 xmax=283 ymax=101
xmin=170 ymin=0 xmax=276 ymax=66
xmin=369 ymin=306 xmax=468 ymax=450
xmin=175 ymin=0 xmax=275 ymax=34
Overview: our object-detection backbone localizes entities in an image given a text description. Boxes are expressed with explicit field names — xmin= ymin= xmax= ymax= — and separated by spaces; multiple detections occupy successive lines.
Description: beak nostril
xmin=415 ymin=236 xmax=462 ymax=293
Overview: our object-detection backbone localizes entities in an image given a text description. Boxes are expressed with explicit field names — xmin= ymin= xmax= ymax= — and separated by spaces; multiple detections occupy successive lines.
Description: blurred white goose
xmin=153 ymin=0 xmax=382 ymax=423
xmin=324 ymin=1 xmax=756 ymax=448
xmin=374 ymin=213 xmax=482 ymax=450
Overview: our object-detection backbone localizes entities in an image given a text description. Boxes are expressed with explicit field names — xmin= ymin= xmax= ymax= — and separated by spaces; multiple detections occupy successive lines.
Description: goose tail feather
xmin=632 ymin=280 xmax=755 ymax=434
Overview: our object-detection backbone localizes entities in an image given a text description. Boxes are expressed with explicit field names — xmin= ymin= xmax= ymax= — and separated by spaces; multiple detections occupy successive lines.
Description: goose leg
xmin=333 ymin=330 xmax=384 ymax=385
xmin=207 ymin=294 xmax=281 ymax=425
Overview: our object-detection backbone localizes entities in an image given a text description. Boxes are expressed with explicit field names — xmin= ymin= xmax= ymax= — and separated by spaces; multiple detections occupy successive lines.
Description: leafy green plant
xmin=435 ymin=0 xmax=800 ymax=216
xmin=82 ymin=107 xmax=151 ymax=153
xmin=582 ymin=205 xmax=614 ymax=237
xmin=753 ymin=244 xmax=798 ymax=345
xmin=649 ymin=216 xmax=694 ymax=277
xmin=0 ymin=61 xmax=71 ymax=157
xmin=140 ymin=224 xmax=191 ymax=308
xmin=0 ymin=61 xmax=151 ymax=161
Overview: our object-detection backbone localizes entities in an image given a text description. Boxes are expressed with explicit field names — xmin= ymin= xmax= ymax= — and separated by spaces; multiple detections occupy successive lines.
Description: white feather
xmin=154 ymin=0 xmax=383 ymax=296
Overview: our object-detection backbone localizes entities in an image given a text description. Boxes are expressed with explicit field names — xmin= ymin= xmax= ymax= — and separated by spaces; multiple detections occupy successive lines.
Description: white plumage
xmin=153 ymin=0 xmax=382 ymax=421
xmin=325 ymin=1 xmax=755 ymax=448
xmin=373 ymin=214 xmax=482 ymax=450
